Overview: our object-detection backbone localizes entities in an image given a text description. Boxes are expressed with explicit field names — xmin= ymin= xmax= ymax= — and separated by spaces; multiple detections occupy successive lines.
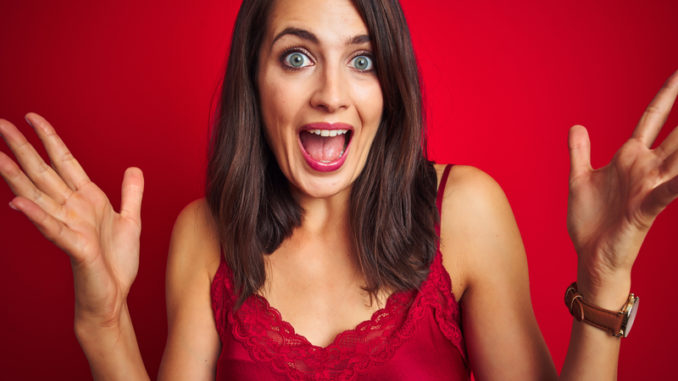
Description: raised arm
xmin=561 ymin=70 xmax=678 ymax=380
xmin=439 ymin=70 xmax=678 ymax=380
xmin=0 ymin=114 xmax=149 ymax=380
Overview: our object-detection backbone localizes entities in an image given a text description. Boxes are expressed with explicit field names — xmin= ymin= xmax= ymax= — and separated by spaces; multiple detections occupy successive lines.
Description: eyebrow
xmin=271 ymin=27 xmax=371 ymax=47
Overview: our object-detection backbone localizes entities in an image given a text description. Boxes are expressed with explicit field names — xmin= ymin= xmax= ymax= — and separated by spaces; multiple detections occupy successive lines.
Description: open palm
xmin=567 ymin=71 xmax=678 ymax=282
xmin=0 ymin=113 xmax=143 ymax=324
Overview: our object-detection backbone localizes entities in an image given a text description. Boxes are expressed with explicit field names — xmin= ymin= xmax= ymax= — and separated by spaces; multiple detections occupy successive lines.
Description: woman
xmin=0 ymin=0 xmax=676 ymax=379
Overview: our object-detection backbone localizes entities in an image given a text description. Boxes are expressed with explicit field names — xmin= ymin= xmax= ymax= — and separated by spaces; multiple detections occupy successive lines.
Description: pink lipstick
xmin=298 ymin=122 xmax=353 ymax=172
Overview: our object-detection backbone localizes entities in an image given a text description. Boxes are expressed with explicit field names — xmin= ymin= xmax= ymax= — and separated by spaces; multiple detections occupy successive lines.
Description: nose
xmin=309 ymin=62 xmax=350 ymax=113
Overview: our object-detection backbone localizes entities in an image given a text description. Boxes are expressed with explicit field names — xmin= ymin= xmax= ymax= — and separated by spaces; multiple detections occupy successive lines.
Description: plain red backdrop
xmin=1 ymin=0 xmax=677 ymax=379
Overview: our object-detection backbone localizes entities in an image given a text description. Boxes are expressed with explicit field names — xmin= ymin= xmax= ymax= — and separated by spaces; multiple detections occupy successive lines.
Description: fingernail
xmin=8 ymin=201 xmax=18 ymax=211
xmin=24 ymin=115 xmax=33 ymax=127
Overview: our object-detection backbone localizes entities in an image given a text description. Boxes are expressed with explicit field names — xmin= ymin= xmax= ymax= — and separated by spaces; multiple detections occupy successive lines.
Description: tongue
xmin=300 ymin=131 xmax=345 ymax=162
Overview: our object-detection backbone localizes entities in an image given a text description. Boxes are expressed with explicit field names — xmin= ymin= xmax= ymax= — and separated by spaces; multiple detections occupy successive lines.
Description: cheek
xmin=356 ymin=81 xmax=384 ymax=131
xmin=260 ymin=81 xmax=292 ymax=147
xmin=260 ymin=73 xmax=309 ymax=128
xmin=258 ymin=73 xmax=309 ymax=176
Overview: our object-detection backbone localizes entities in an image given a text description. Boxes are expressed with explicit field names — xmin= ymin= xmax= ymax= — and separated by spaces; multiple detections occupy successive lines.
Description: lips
xmin=298 ymin=122 xmax=353 ymax=172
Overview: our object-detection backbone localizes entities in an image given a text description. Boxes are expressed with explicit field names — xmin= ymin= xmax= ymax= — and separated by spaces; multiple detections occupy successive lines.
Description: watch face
xmin=623 ymin=296 xmax=639 ymax=338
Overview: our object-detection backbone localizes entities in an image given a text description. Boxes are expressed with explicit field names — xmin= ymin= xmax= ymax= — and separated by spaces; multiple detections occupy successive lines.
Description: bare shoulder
xmin=433 ymin=164 xmax=526 ymax=301
xmin=434 ymin=164 xmax=506 ymax=201
xmin=168 ymin=198 xmax=222 ymax=281
xmin=158 ymin=198 xmax=221 ymax=380
xmin=434 ymin=164 xmax=554 ymax=379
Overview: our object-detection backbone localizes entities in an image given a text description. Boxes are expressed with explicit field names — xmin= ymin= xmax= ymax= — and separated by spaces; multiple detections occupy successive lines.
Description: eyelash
xmin=278 ymin=47 xmax=375 ymax=72
xmin=350 ymin=51 xmax=375 ymax=72
xmin=279 ymin=47 xmax=314 ymax=71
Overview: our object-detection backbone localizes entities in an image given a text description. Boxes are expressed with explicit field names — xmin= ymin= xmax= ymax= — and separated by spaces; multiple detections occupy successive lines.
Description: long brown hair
xmin=206 ymin=0 xmax=439 ymax=308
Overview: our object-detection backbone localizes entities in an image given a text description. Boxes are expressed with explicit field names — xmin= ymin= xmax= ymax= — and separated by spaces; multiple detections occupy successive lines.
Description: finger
xmin=642 ymin=148 xmax=678 ymax=217
xmin=0 ymin=118 xmax=73 ymax=204
xmin=120 ymin=167 xmax=144 ymax=225
xmin=568 ymin=125 xmax=592 ymax=181
xmin=632 ymin=69 xmax=678 ymax=147
xmin=641 ymin=175 xmax=678 ymax=218
xmin=660 ymin=145 xmax=678 ymax=180
xmin=25 ymin=112 xmax=91 ymax=190
xmin=655 ymin=124 xmax=678 ymax=160
xmin=0 ymin=151 xmax=64 ymax=217
xmin=9 ymin=196 xmax=83 ymax=256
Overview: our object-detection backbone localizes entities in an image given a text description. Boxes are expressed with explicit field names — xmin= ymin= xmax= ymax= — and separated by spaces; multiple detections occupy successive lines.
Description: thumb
xmin=568 ymin=125 xmax=592 ymax=182
xmin=120 ymin=167 xmax=144 ymax=225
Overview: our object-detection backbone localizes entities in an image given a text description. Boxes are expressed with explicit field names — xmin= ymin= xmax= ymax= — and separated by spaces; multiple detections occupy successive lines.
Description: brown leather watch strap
xmin=564 ymin=282 xmax=625 ymax=337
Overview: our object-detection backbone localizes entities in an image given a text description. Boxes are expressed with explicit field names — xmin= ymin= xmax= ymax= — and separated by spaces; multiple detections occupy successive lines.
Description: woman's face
xmin=257 ymin=0 xmax=383 ymax=199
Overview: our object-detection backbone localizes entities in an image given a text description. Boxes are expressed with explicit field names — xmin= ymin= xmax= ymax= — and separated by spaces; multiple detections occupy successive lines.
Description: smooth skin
xmin=258 ymin=0 xmax=384 ymax=200
xmin=1 ymin=0 xmax=678 ymax=379
xmin=253 ymin=0 xmax=391 ymax=348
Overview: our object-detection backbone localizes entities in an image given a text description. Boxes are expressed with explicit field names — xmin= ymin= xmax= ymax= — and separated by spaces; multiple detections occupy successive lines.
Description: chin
xmin=286 ymin=164 xmax=359 ymax=200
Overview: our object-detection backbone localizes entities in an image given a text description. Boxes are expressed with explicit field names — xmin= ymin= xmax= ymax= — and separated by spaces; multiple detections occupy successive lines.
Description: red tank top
xmin=210 ymin=164 xmax=469 ymax=380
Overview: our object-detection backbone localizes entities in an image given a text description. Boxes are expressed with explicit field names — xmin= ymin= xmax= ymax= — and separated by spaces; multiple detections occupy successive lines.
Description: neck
xmin=259 ymin=185 xmax=361 ymax=300
xmin=291 ymin=183 xmax=351 ymax=235
xmin=273 ymin=184 xmax=356 ymax=267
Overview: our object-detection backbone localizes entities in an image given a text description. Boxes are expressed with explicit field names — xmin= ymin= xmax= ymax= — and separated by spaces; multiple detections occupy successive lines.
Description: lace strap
xmin=431 ymin=164 xmax=467 ymax=362
xmin=210 ymin=253 xmax=233 ymax=339
xmin=435 ymin=164 xmax=453 ymax=237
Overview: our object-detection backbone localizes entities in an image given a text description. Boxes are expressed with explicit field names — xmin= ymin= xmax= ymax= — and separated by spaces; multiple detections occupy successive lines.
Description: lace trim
xmin=210 ymin=261 xmax=228 ymax=340
xmin=210 ymin=250 xmax=466 ymax=381
xmin=428 ymin=252 xmax=466 ymax=358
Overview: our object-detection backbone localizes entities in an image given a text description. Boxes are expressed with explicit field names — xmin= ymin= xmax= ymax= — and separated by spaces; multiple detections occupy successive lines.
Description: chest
xmin=257 ymin=264 xmax=392 ymax=348
xmin=217 ymin=306 xmax=469 ymax=381
xmin=214 ymin=283 xmax=468 ymax=381
xmin=210 ymin=248 xmax=468 ymax=380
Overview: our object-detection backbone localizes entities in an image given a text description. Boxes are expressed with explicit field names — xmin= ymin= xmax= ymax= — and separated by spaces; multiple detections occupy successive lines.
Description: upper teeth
xmin=307 ymin=129 xmax=349 ymax=137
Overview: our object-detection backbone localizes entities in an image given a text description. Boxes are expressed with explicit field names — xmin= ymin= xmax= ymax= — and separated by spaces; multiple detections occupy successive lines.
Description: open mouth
xmin=299 ymin=129 xmax=352 ymax=162
xmin=298 ymin=124 xmax=353 ymax=172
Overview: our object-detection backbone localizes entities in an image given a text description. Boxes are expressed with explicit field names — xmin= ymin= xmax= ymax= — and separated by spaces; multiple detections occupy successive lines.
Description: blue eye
xmin=283 ymin=51 xmax=312 ymax=68
xmin=351 ymin=55 xmax=373 ymax=71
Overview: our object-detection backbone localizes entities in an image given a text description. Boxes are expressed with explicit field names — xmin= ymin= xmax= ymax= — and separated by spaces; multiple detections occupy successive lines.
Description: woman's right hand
xmin=0 ymin=113 xmax=144 ymax=328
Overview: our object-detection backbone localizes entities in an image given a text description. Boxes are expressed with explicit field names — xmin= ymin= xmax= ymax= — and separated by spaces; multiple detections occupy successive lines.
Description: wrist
xmin=73 ymin=303 xmax=150 ymax=380
xmin=565 ymin=281 xmax=639 ymax=338
xmin=576 ymin=267 xmax=631 ymax=311
xmin=74 ymin=302 xmax=128 ymax=343
xmin=72 ymin=278 xmax=128 ymax=331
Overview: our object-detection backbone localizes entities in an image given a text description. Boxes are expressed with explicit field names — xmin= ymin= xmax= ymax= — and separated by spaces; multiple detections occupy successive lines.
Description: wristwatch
xmin=564 ymin=282 xmax=639 ymax=338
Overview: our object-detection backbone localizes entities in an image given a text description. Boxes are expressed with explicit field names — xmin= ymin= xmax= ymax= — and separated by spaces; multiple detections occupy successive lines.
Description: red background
xmin=1 ymin=0 xmax=677 ymax=379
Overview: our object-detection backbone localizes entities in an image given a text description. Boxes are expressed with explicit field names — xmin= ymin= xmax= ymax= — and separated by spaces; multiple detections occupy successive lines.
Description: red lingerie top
xmin=210 ymin=164 xmax=470 ymax=380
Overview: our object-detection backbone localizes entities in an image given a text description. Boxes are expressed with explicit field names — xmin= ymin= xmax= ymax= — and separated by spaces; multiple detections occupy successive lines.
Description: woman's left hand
xmin=567 ymin=70 xmax=678 ymax=301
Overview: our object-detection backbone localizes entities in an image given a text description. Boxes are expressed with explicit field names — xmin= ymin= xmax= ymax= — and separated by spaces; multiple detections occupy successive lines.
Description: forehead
xmin=265 ymin=0 xmax=369 ymax=44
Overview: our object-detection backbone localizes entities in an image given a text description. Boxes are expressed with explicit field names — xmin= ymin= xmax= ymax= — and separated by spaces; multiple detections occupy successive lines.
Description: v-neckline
xmin=211 ymin=247 xmax=470 ymax=379
xmin=248 ymin=286 xmax=416 ymax=350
